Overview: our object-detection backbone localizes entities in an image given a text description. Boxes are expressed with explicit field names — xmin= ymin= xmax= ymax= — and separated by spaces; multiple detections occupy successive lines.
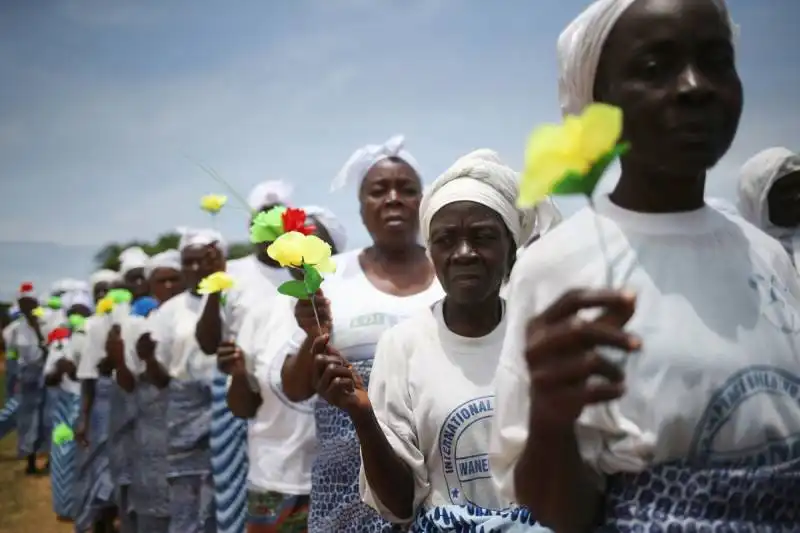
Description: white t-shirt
xmin=45 ymin=329 xmax=83 ymax=395
xmin=151 ymin=292 xmax=217 ymax=382
xmin=76 ymin=304 xmax=130 ymax=380
xmin=235 ymin=294 xmax=317 ymax=494
xmin=360 ymin=300 xmax=508 ymax=522
xmin=224 ymin=254 xmax=293 ymax=338
xmin=490 ymin=195 xmax=800 ymax=503
xmin=122 ymin=314 xmax=151 ymax=377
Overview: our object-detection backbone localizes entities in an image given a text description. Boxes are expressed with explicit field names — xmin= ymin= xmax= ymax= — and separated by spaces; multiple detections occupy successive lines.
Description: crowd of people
xmin=1 ymin=0 xmax=799 ymax=531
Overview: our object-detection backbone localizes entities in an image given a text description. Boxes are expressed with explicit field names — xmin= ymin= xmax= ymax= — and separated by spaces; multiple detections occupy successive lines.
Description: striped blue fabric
xmin=17 ymin=362 xmax=50 ymax=457
xmin=49 ymin=389 xmax=81 ymax=518
xmin=210 ymin=369 xmax=248 ymax=533
xmin=0 ymin=397 xmax=19 ymax=439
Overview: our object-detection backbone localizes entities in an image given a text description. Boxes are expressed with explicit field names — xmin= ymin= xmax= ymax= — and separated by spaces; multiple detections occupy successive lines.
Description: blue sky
xmin=0 ymin=0 xmax=798 ymax=300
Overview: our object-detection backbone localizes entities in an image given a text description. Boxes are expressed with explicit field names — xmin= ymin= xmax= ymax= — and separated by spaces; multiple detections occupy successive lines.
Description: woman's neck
xmin=365 ymin=243 xmax=426 ymax=267
xmin=443 ymin=294 xmax=502 ymax=338
xmin=611 ymin=164 xmax=706 ymax=213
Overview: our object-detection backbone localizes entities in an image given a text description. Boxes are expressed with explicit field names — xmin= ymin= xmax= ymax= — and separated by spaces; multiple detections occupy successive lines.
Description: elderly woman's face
xmin=768 ymin=171 xmax=800 ymax=228
xmin=93 ymin=281 xmax=110 ymax=303
xmin=359 ymin=158 xmax=422 ymax=249
xmin=124 ymin=267 xmax=148 ymax=299
xmin=595 ymin=0 xmax=742 ymax=177
xmin=428 ymin=201 xmax=512 ymax=304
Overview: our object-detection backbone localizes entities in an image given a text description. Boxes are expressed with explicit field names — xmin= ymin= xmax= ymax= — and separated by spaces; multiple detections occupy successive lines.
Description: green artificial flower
xmin=52 ymin=423 xmax=74 ymax=446
xmin=249 ymin=206 xmax=287 ymax=244
xmin=47 ymin=296 xmax=63 ymax=310
xmin=107 ymin=288 xmax=133 ymax=304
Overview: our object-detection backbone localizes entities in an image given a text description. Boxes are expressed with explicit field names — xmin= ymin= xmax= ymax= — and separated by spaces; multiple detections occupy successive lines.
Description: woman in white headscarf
xmin=212 ymin=206 xmax=347 ymax=533
xmin=0 ymin=305 xmax=22 ymax=441
xmin=312 ymin=149 xmax=549 ymax=531
xmin=489 ymin=0 xmax=800 ymax=531
xmin=143 ymin=228 xmax=226 ymax=533
xmin=281 ymin=135 xmax=444 ymax=533
xmin=44 ymin=288 xmax=94 ymax=520
xmin=738 ymin=147 xmax=800 ymax=271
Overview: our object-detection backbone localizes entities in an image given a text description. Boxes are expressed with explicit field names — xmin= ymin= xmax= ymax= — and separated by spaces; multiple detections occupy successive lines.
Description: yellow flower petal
xmin=575 ymin=103 xmax=623 ymax=163
xmin=32 ymin=307 xmax=45 ymax=318
xmin=315 ymin=257 xmax=337 ymax=274
xmin=197 ymin=272 xmax=235 ymax=294
xmin=96 ymin=298 xmax=114 ymax=315
xmin=300 ymin=235 xmax=333 ymax=266
xmin=267 ymin=232 xmax=307 ymax=268
xmin=200 ymin=194 xmax=227 ymax=214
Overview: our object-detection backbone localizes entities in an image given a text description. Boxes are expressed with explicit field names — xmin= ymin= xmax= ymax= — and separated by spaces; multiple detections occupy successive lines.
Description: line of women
xmin=3 ymin=0 xmax=799 ymax=531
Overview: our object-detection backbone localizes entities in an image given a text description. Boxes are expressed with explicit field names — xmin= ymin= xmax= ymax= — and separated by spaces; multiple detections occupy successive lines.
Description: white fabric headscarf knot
xmin=419 ymin=149 xmax=535 ymax=247
xmin=303 ymin=205 xmax=348 ymax=253
xmin=145 ymin=249 xmax=182 ymax=278
xmin=247 ymin=180 xmax=293 ymax=211
xmin=119 ymin=247 xmax=149 ymax=275
xmin=737 ymin=147 xmax=800 ymax=266
xmin=557 ymin=0 xmax=736 ymax=116
xmin=331 ymin=135 xmax=422 ymax=192
xmin=62 ymin=290 xmax=94 ymax=312
xmin=177 ymin=227 xmax=228 ymax=257
xmin=90 ymin=269 xmax=120 ymax=288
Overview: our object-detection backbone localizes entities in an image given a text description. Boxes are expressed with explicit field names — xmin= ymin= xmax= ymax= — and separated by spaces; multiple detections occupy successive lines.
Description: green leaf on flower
xmin=552 ymin=142 xmax=631 ymax=197
xmin=303 ymin=264 xmax=323 ymax=295
xmin=107 ymin=288 xmax=133 ymax=304
xmin=278 ymin=279 xmax=311 ymax=300
xmin=249 ymin=207 xmax=287 ymax=244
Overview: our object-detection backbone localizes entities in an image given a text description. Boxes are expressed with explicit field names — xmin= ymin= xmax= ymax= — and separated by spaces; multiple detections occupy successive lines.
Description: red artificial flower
xmin=281 ymin=207 xmax=316 ymax=236
xmin=20 ymin=282 xmax=34 ymax=293
xmin=47 ymin=327 xmax=71 ymax=344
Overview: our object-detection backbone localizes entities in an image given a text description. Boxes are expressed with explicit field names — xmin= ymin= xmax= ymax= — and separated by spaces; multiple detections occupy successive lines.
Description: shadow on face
xmin=428 ymin=201 xmax=514 ymax=305
xmin=768 ymin=171 xmax=800 ymax=228
xmin=359 ymin=158 xmax=423 ymax=251
xmin=124 ymin=267 xmax=149 ymax=299
xmin=93 ymin=281 xmax=110 ymax=303
xmin=150 ymin=267 xmax=185 ymax=303
xmin=594 ymin=0 xmax=743 ymax=178
xmin=182 ymin=245 xmax=213 ymax=292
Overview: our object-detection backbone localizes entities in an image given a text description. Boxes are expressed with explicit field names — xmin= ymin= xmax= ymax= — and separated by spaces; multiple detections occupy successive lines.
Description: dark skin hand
xmin=137 ymin=332 xmax=170 ymax=389
xmin=280 ymin=292 xmax=332 ymax=402
xmin=514 ymin=289 xmax=639 ymax=533
xmin=311 ymin=335 xmax=416 ymax=519
xmin=218 ymin=342 xmax=262 ymax=419
xmin=76 ymin=380 xmax=94 ymax=448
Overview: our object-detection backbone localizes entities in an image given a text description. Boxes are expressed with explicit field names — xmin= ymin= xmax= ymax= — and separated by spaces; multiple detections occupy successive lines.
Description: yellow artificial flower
xmin=197 ymin=272 xmax=235 ymax=294
xmin=518 ymin=103 xmax=623 ymax=207
xmin=200 ymin=194 xmax=227 ymax=214
xmin=96 ymin=297 xmax=114 ymax=315
xmin=267 ymin=232 xmax=336 ymax=273
xmin=32 ymin=307 xmax=45 ymax=318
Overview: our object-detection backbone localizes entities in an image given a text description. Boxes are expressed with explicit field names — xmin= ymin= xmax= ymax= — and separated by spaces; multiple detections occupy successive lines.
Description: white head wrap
xmin=62 ymin=290 xmax=94 ymax=312
xmin=50 ymin=279 xmax=71 ymax=295
xmin=558 ymin=0 xmax=736 ymax=116
xmin=9 ymin=305 xmax=20 ymax=318
xmin=119 ymin=247 xmax=150 ymax=275
xmin=89 ymin=269 xmax=121 ymax=288
xmin=331 ymin=135 xmax=422 ymax=192
xmin=177 ymin=227 xmax=228 ymax=257
xmin=737 ymin=147 xmax=800 ymax=266
xmin=303 ymin=205 xmax=348 ymax=253
xmin=247 ymin=180 xmax=293 ymax=212
xmin=145 ymin=249 xmax=182 ymax=278
xmin=706 ymin=197 xmax=739 ymax=217
xmin=419 ymin=149 xmax=536 ymax=247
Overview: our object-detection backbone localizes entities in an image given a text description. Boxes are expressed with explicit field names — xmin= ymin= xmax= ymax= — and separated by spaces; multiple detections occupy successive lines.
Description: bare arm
xmin=280 ymin=336 xmax=319 ymax=402
xmin=226 ymin=372 xmax=262 ymax=418
xmin=195 ymin=293 xmax=222 ymax=355
xmin=514 ymin=409 xmax=603 ymax=533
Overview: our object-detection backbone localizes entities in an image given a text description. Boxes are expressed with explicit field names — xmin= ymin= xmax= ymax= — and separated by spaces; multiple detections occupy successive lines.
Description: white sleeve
xmin=44 ymin=340 xmax=67 ymax=376
xmin=123 ymin=316 xmax=146 ymax=376
xmin=359 ymin=326 xmax=428 ymax=524
xmin=77 ymin=319 xmax=105 ymax=380
xmin=149 ymin=308 xmax=173 ymax=368
xmin=252 ymin=298 xmax=296 ymax=391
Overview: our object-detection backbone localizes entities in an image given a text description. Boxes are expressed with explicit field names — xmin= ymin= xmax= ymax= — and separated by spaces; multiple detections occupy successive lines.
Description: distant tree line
xmin=93 ymin=232 xmax=251 ymax=270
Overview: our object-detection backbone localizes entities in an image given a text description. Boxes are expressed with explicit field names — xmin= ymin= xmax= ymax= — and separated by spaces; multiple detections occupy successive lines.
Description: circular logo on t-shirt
xmin=438 ymin=395 xmax=494 ymax=506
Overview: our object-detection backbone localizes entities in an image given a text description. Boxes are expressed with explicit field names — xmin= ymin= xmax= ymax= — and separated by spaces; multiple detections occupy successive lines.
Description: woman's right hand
xmin=75 ymin=419 xmax=89 ymax=448
xmin=294 ymin=291 xmax=332 ymax=338
xmin=524 ymin=289 xmax=639 ymax=432
xmin=217 ymin=341 xmax=246 ymax=376
xmin=136 ymin=333 xmax=156 ymax=361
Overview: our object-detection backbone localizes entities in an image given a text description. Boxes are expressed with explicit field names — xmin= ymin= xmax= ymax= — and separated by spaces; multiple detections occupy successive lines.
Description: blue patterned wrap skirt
xmin=73 ymin=377 xmax=115 ymax=531
xmin=17 ymin=361 xmax=50 ymax=457
xmin=412 ymin=505 xmax=549 ymax=532
xmin=166 ymin=379 xmax=216 ymax=533
xmin=210 ymin=368 xmax=249 ymax=533
xmin=49 ymin=388 xmax=81 ymax=518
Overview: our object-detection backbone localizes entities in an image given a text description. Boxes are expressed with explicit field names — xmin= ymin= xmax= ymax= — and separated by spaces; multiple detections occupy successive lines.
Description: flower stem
xmin=587 ymin=195 xmax=612 ymax=287
xmin=309 ymin=297 xmax=322 ymax=333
